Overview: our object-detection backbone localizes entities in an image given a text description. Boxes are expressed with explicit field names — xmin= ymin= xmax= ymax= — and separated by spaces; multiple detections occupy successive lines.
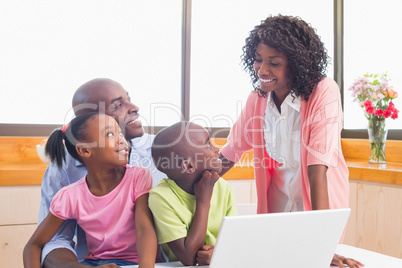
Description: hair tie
xmin=61 ymin=123 xmax=69 ymax=133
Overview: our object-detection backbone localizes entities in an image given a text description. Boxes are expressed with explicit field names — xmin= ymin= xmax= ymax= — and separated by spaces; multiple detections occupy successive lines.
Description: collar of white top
xmin=268 ymin=92 xmax=301 ymax=113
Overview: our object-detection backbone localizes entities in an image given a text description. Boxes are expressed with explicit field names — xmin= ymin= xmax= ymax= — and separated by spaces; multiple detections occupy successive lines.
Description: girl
xmin=24 ymin=112 xmax=157 ymax=268
xmin=219 ymin=15 xmax=364 ymax=268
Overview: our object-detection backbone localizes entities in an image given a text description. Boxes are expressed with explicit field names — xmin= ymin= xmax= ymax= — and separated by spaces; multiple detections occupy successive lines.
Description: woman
xmin=219 ymin=14 xmax=363 ymax=268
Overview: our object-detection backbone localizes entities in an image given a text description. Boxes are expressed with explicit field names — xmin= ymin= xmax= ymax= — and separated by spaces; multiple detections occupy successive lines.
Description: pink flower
xmin=391 ymin=109 xmax=399 ymax=119
xmin=388 ymin=102 xmax=395 ymax=111
xmin=377 ymin=93 xmax=384 ymax=100
xmin=364 ymin=99 xmax=372 ymax=107
xmin=374 ymin=108 xmax=383 ymax=116
xmin=382 ymin=109 xmax=392 ymax=118
xmin=381 ymin=79 xmax=389 ymax=86
xmin=350 ymin=74 xmax=399 ymax=120
xmin=366 ymin=106 xmax=375 ymax=114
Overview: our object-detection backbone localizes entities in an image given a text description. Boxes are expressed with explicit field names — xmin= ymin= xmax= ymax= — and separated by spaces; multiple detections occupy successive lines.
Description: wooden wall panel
xmin=0 ymin=186 xmax=41 ymax=225
xmin=0 ymin=224 xmax=37 ymax=268
xmin=350 ymin=181 xmax=402 ymax=258
xmin=343 ymin=181 xmax=357 ymax=246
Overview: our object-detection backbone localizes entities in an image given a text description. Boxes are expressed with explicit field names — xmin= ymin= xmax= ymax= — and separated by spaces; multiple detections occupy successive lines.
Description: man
xmin=38 ymin=78 xmax=166 ymax=268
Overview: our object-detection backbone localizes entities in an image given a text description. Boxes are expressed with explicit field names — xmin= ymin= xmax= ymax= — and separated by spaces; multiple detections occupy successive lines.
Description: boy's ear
xmin=76 ymin=143 xmax=92 ymax=158
xmin=181 ymin=158 xmax=195 ymax=174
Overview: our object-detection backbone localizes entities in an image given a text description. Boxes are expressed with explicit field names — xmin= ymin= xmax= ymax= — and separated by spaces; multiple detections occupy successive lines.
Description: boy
xmin=149 ymin=121 xmax=238 ymax=266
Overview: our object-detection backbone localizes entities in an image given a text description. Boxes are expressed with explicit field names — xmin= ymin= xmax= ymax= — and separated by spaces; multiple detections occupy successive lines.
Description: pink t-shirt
xmin=50 ymin=165 xmax=152 ymax=263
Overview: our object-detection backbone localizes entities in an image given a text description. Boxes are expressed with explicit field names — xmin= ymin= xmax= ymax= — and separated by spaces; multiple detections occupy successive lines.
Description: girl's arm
xmin=308 ymin=164 xmax=329 ymax=210
xmin=23 ymin=212 xmax=66 ymax=268
xmin=135 ymin=193 xmax=157 ymax=268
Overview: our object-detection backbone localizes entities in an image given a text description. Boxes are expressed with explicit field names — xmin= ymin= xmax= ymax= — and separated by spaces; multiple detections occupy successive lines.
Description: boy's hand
xmin=194 ymin=171 xmax=219 ymax=204
xmin=196 ymin=244 xmax=214 ymax=266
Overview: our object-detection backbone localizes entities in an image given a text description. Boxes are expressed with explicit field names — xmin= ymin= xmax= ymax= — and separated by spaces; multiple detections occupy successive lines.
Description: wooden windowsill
xmin=1 ymin=137 xmax=401 ymax=186
xmin=0 ymin=137 xmax=48 ymax=186
xmin=0 ymin=162 xmax=48 ymax=186
xmin=346 ymin=159 xmax=402 ymax=185
xmin=341 ymin=139 xmax=402 ymax=185
xmin=221 ymin=158 xmax=402 ymax=185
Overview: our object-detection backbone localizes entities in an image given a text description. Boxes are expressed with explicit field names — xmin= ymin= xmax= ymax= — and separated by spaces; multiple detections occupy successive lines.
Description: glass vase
xmin=367 ymin=118 xmax=388 ymax=164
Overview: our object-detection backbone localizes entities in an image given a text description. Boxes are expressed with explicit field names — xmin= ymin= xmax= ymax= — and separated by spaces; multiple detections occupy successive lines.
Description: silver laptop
xmin=122 ymin=208 xmax=350 ymax=268
xmin=209 ymin=208 xmax=351 ymax=268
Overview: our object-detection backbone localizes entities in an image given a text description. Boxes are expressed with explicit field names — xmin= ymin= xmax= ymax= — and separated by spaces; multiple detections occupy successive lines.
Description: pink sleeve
xmin=220 ymin=93 xmax=257 ymax=162
xmin=304 ymin=78 xmax=343 ymax=168
xmin=132 ymin=167 xmax=153 ymax=201
xmin=49 ymin=188 xmax=72 ymax=220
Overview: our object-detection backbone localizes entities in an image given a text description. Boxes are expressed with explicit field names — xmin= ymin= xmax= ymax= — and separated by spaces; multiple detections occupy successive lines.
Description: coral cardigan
xmin=221 ymin=77 xmax=349 ymax=214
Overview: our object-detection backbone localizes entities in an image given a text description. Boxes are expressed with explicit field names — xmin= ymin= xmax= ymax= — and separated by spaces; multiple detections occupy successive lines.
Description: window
xmin=0 ymin=0 xmax=182 ymax=127
xmin=190 ymin=0 xmax=334 ymax=128
xmin=2 ymin=0 xmax=399 ymax=139
xmin=343 ymin=0 xmax=402 ymax=130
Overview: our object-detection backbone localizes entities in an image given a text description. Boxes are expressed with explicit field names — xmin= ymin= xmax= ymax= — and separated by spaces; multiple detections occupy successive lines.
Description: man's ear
xmin=76 ymin=143 xmax=92 ymax=159
xmin=181 ymin=158 xmax=195 ymax=174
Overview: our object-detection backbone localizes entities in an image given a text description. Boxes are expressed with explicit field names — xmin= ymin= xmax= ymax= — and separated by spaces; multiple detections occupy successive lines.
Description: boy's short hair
xmin=151 ymin=121 xmax=194 ymax=176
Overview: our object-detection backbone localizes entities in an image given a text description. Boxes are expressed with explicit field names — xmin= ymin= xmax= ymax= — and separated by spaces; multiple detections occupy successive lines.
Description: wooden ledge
xmin=0 ymin=162 xmax=47 ymax=186
xmin=342 ymin=139 xmax=402 ymax=186
xmin=222 ymin=164 xmax=255 ymax=180
xmin=346 ymin=159 xmax=402 ymax=185
xmin=222 ymin=159 xmax=402 ymax=185
xmin=0 ymin=137 xmax=47 ymax=186
xmin=1 ymin=137 xmax=402 ymax=186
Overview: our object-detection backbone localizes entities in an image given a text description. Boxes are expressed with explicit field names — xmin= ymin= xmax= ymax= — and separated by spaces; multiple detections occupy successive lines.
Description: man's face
xmin=89 ymin=81 xmax=144 ymax=140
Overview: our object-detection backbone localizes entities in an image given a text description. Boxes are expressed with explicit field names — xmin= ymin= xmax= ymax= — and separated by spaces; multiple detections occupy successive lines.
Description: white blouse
xmin=263 ymin=92 xmax=303 ymax=212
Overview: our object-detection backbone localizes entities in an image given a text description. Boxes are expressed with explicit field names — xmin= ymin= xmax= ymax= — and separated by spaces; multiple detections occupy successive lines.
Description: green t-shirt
xmin=148 ymin=177 xmax=238 ymax=262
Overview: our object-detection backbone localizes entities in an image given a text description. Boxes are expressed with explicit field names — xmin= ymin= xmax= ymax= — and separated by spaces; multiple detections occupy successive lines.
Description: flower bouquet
xmin=348 ymin=73 xmax=399 ymax=163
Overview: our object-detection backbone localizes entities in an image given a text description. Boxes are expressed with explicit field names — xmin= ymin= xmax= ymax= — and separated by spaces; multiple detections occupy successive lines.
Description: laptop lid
xmin=209 ymin=208 xmax=351 ymax=268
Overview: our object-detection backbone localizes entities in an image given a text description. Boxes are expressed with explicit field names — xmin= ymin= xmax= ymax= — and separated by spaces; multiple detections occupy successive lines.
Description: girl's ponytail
xmin=45 ymin=127 xmax=67 ymax=168
xmin=44 ymin=112 xmax=99 ymax=168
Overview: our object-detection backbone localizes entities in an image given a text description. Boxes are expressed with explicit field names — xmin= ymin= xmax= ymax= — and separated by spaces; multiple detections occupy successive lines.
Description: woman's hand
xmin=331 ymin=253 xmax=364 ymax=267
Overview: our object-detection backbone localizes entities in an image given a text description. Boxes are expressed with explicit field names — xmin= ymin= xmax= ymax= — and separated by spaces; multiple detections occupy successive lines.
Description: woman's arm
xmin=23 ymin=213 xmax=66 ymax=268
xmin=308 ymin=165 xmax=364 ymax=267
xmin=135 ymin=194 xmax=157 ymax=268
xmin=307 ymin=164 xmax=329 ymax=210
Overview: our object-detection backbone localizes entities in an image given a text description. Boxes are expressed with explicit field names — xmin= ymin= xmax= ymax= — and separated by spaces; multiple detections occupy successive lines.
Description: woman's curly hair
xmin=241 ymin=14 xmax=329 ymax=101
